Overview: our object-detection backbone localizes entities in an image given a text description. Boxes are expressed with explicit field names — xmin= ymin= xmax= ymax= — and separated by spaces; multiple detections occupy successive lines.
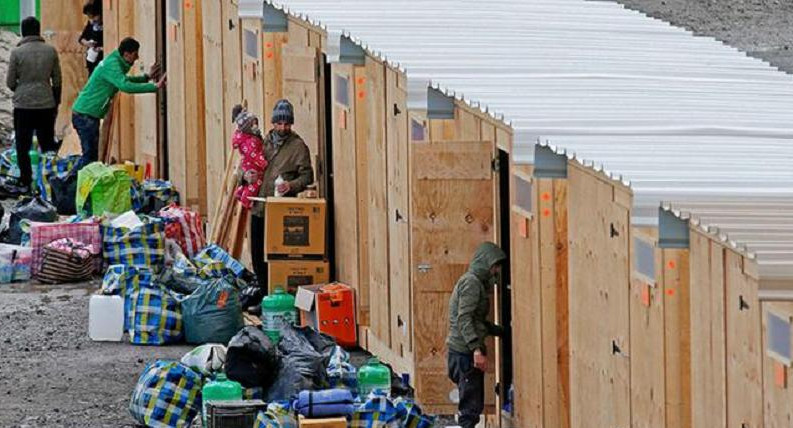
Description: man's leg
xmin=35 ymin=107 xmax=58 ymax=153
xmin=13 ymin=109 xmax=34 ymax=189
xmin=249 ymin=212 xmax=269 ymax=292
xmin=72 ymin=112 xmax=100 ymax=172
xmin=457 ymin=358 xmax=485 ymax=428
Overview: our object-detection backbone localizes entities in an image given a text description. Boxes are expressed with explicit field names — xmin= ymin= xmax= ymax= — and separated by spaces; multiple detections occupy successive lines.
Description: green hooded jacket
xmin=446 ymin=241 xmax=506 ymax=355
xmin=72 ymin=49 xmax=156 ymax=119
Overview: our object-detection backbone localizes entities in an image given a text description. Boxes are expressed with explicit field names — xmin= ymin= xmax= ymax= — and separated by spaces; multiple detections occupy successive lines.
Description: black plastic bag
xmin=225 ymin=326 xmax=279 ymax=388
xmin=49 ymin=173 xmax=78 ymax=215
xmin=0 ymin=176 xmax=28 ymax=200
xmin=265 ymin=325 xmax=336 ymax=401
xmin=6 ymin=196 xmax=57 ymax=244
xmin=239 ymin=286 xmax=266 ymax=311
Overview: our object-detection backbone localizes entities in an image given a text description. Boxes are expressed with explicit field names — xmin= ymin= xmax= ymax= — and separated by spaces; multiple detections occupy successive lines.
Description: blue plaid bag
xmin=128 ymin=278 xmax=183 ymax=345
xmin=193 ymin=244 xmax=246 ymax=278
xmin=143 ymin=179 xmax=180 ymax=213
xmin=129 ymin=360 xmax=202 ymax=428
xmin=0 ymin=148 xmax=19 ymax=177
xmin=394 ymin=399 xmax=436 ymax=428
xmin=130 ymin=179 xmax=145 ymax=213
xmin=350 ymin=392 xmax=401 ymax=428
xmin=102 ymin=216 xmax=166 ymax=269
xmin=327 ymin=346 xmax=358 ymax=393
xmin=102 ymin=264 xmax=157 ymax=330
xmin=254 ymin=402 xmax=297 ymax=428
xmin=37 ymin=153 xmax=80 ymax=201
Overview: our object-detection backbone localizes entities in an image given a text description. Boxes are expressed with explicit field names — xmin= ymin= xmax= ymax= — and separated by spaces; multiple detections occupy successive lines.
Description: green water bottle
xmin=357 ymin=357 xmax=392 ymax=398
xmin=261 ymin=287 xmax=297 ymax=343
xmin=29 ymin=138 xmax=40 ymax=190
xmin=201 ymin=373 xmax=242 ymax=427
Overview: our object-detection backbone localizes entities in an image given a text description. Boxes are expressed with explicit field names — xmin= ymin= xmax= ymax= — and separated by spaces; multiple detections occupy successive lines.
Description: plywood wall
xmin=40 ymin=0 xmax=87 ymax=147
xmin=568 ymin=163 xmax=631 ymax=428
xmin=132 ymin=0 xmax=160 ymax=174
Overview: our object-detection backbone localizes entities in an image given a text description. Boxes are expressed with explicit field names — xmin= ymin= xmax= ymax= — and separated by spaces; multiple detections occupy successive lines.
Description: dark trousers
xmin=448 ymin=350 xmax=485 ymax=428
xmin=13 ymin=108 xmax=59 ymax=188
xmin=250 ymin=213 xmax=269 ymax=292
xmin=72 ymin=112 xmax=100 ymax=173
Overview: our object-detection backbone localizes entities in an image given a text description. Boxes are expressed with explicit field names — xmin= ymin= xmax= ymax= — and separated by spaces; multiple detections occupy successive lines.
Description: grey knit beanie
xmin=271 ymin=99 xmax=294 ymax=125
xmin=231 ymin=104 xmax=245 ymax=123
xmin=235 ymin=111 xmax=258 ymax=135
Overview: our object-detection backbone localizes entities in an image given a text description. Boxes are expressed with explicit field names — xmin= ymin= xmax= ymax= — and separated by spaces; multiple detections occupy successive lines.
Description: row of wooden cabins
xmin=40 ymin=0 xmax=793 ymax=426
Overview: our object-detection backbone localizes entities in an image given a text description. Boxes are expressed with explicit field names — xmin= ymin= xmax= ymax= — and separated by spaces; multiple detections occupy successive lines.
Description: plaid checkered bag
xmin=130 ymin=179 xmax=145 ymax=213
xmin=129 ymin=360 xmax=202 ymax=428
xmin=328 ymin=346 xmax=358 ymax=392
xmin=256 ymin=402 xmax=298 ymax=428
xmin=157 ymin=204 xmax=206 ymax=258
xmin=0 ymin=148 xmax=19 ymax=177
xmin=143 ymin=179 xmax=180 ymax=213
xmin=128 ymin=278 xmax=183 ymax=345
xmin=102 ymin=264 xmax=158 ymax=330
xmin=30 ymin=220 xmax=102 ymax=276
xmin=101 ymin=216 xmax=166 ymax=269
xmin=37 ymin=153 xmax=80 ymax=202
xmin=193 ymin=244 xmax=246 ymax=278
xmin=393 ymin=399 xmax=436 ymax=428
xmin=350 ymin=392 xmax=401 ymax=428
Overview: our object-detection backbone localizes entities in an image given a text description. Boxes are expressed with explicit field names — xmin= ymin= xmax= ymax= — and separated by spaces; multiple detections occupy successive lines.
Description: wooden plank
xmin=221 ymin=0 xmax=243 ymax=158
xmin=183 ymin=0 xmax=206 ymax=213
xmin=116 ymin=0 xmax=136 ymax=162
xmin=353 ymin=65 xmax=371 ymax=330
xmin=166 ymin=0 xmax=186 ymax=199
xmin=455 ymin=106 xmax=481 ymax=141
xmin=568 ymin=163 xmax=630 ymax=428
xmin=282 ymin=44 xmax=319 ymax=173
xmin=330 ymin=63 xmax=359 ymax=302
xmin=387 ymin=68 xmax=410 ymax=353
xmin=689 ymin=230 xmax=727 ymax=428
xmin=537 ymin=179 xmax=559 ymax=428
xmin=428 ymin=119 xmax=455 ymax=142
xmin=547 ymin=179 xmax=570 ymax=428
xmin=663 ymin=249 xmax=692 ymax=428
xmin=762 ymin=302 xmax=793 ymax=428
xmin=725 ymin=250 xmax=763 ymax=428
xmin=133 ymin=0 xmax=159 ymax=171
xmin=411 ymin=142 xmax=492 ymax=180
xmin=262 ymin=32 xmax=285 ymax=118
xmin=286 ymin=18 xmax=309 ymax=47
xmin=629 ymin=232 xmax=666 ymax=428
xmin=362 ymin=58 xmax=387 ymax=334
xmin=202 ymin=0 xmax=225 ymax=226
xmin=41 ymin=0 xmax=88 ymax=146
xmin=512 ymin=179 xmax=544 ymax=426
xmin=241 ymin=20 xmax=263 ymax=118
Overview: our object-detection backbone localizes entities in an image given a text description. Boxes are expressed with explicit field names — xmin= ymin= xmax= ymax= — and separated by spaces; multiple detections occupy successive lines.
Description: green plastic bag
xmin=76 ymin=162 xmax=132 ymax=216
xmin=181 ymin=276 xmax=243 ymax=345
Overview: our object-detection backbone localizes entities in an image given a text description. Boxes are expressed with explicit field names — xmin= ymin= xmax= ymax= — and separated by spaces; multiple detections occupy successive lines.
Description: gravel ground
xmin=1 ymin=0 xmax=791 ymax=426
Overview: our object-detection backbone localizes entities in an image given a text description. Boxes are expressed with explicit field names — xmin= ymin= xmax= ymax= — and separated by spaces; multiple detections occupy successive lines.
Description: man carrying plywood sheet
xmin=447 ymin=241 xmax=506 ymax=428
xmin=71 ymin=37 xmax=165 ymax=172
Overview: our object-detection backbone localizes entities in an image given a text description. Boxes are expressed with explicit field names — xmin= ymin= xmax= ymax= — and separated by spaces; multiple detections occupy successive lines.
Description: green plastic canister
xmin=261 ymin=287 xmax=297 ymax=342
xmin=201 ymin=373 xmax=242 ymax=426
xmin=357 ymin=357 xmax=392 ymax=398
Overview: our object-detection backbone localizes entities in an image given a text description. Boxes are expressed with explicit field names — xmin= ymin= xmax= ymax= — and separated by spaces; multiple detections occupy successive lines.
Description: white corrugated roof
xmin=245 ymin=0 xmax=793 ymax=280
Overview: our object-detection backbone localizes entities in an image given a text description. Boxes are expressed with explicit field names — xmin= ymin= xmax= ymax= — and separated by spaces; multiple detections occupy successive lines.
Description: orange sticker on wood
xmin=542 ymin=208 xmax=551 ymax=217
xmin=266 ymin=51 xmax=274 ymax=59
xmin=358 ymin=90 xmax=365 ymax=99
xmin=357 ymin=77 xmax=366 ymax=85
xmin=541 ymin=192 xmax=551 ymax=201
xmin=776 ymin=362 xmax=787 ymax=389
xmin=668 ymin=260 xmax=677 ymax=269
xmin=666 ymin=288 xmax=675 ymax=297
xmin=266 ymin=42 xmax=273 ymax=48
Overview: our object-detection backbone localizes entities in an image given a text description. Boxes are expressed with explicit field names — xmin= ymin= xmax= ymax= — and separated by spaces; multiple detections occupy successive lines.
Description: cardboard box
xmin=295 ymin=283 xmax=357 ymax=347
xmin=265 ymin=197 xmax=326 ymax=258
xmin=298 ymin=415 xmax=347 ymax=428
xmin=268 ymin=259 xmax=330 ymax=294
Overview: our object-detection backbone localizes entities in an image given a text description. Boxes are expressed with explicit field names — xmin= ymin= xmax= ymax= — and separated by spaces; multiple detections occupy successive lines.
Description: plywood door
xmin=387 ymin=69 xmax=410 ymax=355
xmin=240 ymin=21 xmax=262 ymax=118
xmin=411 ymin=140 xmax=495 ymax=408
xmin=221 ymin=0 xmax=243 ymax=154
xmin=568 ymin=164 xmax=631 ymax=428
xmin=166 ymin=0 xmax=186 ymax=195
xmin=182 ymin=0 xmax=206 ymax=213
xmin=662 ymin=248 xmax=692 ymax=428
xmin=133 ymin=0 xmax=159 ymax=171
xmin=725 ymin=251 xmax=763 ymax=428
xmin=202 ymin=0 xmax=225 ymax=224
xmin=282 ymin=44 xmax=320 ymax=173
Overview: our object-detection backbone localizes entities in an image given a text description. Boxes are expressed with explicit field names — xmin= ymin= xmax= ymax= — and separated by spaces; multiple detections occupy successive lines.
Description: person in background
xmin=71 ymin=37 xmax=165 ymax=172
xmin=5 ymin=16 xmax=62 ymax=193
xmin=446 ymin=241 xmax=506 ymax=428
xmin=243 ymin=99 xmax=314 ymax=291
xmin=78 ymin=1 xmax=103 ymax=76
xmin=230 ymin=105 xmax=268 ymax=210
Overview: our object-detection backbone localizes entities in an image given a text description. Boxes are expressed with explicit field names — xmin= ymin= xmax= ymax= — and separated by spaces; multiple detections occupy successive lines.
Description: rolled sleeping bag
xmin=292 ymin=389 xmax=355 ymax=418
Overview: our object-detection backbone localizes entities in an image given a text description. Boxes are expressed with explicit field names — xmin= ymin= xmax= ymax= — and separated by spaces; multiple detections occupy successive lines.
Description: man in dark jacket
xmin=5 ymin=16 xmax=62 ymax=193
xmin=447 ymin=241 xmax=506 ymax=428
xmin=242 ymin=99 xmax=314 ymax=290
xmin=71 ymin=37 xmax=165 ymax=172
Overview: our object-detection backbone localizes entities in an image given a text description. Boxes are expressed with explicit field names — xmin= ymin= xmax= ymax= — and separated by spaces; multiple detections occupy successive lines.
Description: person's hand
xmin=473 ymin=349 xmax=487 ymax=372
xmin=243 ymin=170 xmax=260 ymax=184
xmin=156 ymin=73 xmax=167 ymax=89
xmin=96 ymin=46 xmax=103 ymax=52
xmin=276 ymin=180 xmax=291 ymax=195
xmin=148 ymin=62 xmax=161 ymax=79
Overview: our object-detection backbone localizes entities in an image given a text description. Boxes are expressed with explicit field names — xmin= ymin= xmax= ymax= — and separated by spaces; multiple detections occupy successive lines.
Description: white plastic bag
xmin=274 ymin=175 xmax=285 ymax=197
xmin=180 ymin=344 xmax=227 ymax=376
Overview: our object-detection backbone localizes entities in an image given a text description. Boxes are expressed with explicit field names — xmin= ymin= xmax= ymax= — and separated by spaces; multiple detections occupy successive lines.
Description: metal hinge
xmin=491 ymin=156 xmax=500 ymax=172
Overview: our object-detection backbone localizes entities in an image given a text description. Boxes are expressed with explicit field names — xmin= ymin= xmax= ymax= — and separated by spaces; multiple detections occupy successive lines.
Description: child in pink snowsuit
xmin=232 ymin=107 xmax=267 ymax=209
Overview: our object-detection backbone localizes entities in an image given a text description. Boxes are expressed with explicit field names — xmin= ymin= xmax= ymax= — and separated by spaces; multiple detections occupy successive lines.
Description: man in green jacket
xmin=447 ymin=241 xmax=506 ymax=428
xmin=71 ymin=37 xmax=165 ymax=171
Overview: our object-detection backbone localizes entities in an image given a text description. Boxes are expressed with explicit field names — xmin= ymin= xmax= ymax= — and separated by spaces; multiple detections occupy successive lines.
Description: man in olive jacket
xmin=5 ymin=17 xmax=61 ymax=192
xmin=71 ymin=37 xmax=165 ymax=172
xmin=447 ymin=241 xmax=506 ymax=428
xmin=242 ymin=99 xmax=314 ymax=290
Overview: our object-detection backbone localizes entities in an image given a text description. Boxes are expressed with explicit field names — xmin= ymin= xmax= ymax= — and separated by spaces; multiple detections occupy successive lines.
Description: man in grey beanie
xmin=242 ymin=99 xmax=314 ymax=290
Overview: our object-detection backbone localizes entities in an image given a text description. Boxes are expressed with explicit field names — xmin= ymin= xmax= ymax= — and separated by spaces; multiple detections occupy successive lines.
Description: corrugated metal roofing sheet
xmin=245 ymin=0 xmax=793 ymax=280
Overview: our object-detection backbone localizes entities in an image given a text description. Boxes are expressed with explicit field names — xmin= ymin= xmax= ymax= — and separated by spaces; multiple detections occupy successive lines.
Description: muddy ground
xmin=1 ymin=0 xmax=792 ymax=426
